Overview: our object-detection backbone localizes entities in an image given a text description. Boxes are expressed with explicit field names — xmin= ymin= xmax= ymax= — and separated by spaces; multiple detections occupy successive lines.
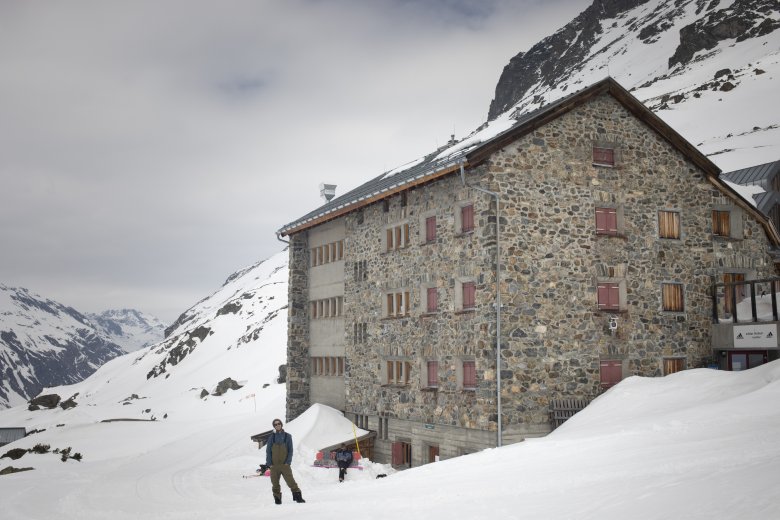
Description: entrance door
xmin=428 ymin=445 xmax=439 ymax=464
xmin=728 ymin=350 xmax=768 ymax=371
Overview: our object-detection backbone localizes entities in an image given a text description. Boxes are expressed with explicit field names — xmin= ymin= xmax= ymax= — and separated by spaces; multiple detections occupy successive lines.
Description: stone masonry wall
xmin=286 ymin=90 xmax=777 ymax=447
xmin=285 ymin=232 xmax=311 ymax=421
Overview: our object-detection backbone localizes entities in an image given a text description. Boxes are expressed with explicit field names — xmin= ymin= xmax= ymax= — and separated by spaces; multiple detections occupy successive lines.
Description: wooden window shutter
xmin=597 ymin=283 xmax=620 ymax=311
xmin=391 ymin=442 xmax=403 ymax=465
xmin=595 ymin=207 xmax=618 ymax=235
xmin=426 ymin=216 xmax=436 ymax=242
xmin=663 ymin=358 xmax=685 ymax=375
xmin=593 ymin=146 xmax=615 ymax=166
xmin=662 ymin=283 xmax=684 ymax=312
xmin=463 ymin=282 xmax=476 ymax=309
xmin=463 ymin=361 xmax=476 ymax=389
xmin=712 ymin=210 xmax=730 ymax=237
xmin=600 ymin=360 xmax=622 ymax=388
xmin=659 ymin=211 xmax=680 ymax=239
xmin=427 ymin=287 xmax=438 ymax=313
xmin=427 ymin=361 xmax=438 ymax=387
xmin=461 ymin=204 xmax=474 ymax=232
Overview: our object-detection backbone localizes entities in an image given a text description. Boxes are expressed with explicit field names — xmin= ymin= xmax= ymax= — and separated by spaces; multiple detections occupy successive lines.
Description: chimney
xmin=320 ymin=183 xmax=337 ymax=202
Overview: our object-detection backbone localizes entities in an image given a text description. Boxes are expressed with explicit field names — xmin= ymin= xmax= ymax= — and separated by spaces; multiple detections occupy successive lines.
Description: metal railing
xmin=711 ymin=277 xmax=780 ymax=324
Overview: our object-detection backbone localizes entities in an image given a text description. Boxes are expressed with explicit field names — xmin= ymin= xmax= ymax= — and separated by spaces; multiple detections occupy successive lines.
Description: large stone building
xmin=277 ymin=78 xmax=780 ymax=468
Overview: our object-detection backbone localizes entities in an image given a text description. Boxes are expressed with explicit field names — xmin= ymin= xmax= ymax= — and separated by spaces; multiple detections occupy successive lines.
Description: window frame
xmin=461 ymin=360 xmax=476 ymax=390
xmin=595 ymin=206 xmax=620 ymax=236
xmin=386 ymin=359 xmax=412 ymax=386
xmin=425 ymin=215 xmax=437 ymax=243
xmin=600 ymin=359 xmax=623 ymax=390
xmin=460 ymin=204 xmax=475 ymax=233
xmin=658 ymin=210 xmax=681 ymax=240
xmin=424 ymin=360 xmax=439 ymax=389
xmin=592 ymin=146 xmax=615 ymax=167
xmin=597 ymin=281 xmax=622 ymax=312
xmin=385 ymin=223 xmax=410 ymax=251
xmin=661 ymin=282 xmax=685 ymax=313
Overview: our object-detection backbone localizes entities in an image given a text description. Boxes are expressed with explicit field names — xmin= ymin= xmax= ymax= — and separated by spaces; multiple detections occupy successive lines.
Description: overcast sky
xmin=0 ymin=0 xmax=591 ymax=324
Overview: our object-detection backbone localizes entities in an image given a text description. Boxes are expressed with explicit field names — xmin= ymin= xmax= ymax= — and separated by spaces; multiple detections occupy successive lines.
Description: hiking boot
xmin=292 ymin=491 xmax=305 ymax=503
xmin=274 ymin=495 xmax=282 ymax=505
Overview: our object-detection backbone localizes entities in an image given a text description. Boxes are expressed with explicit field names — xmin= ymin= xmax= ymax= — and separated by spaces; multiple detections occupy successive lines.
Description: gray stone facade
xmin=283 ymin=89 xmax=778 ymax=467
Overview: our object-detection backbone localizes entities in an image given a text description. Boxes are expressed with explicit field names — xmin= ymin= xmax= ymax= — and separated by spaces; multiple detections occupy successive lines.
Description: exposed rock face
xmin=212 ymin=378 xmax=243 ymax=396
xmin=28 ymin=394 xmax=61 ymax=410
xmin=0 ymin=285 xmax=129 ymax=408
xmin=487 ymin=0 xmax=780 ymax=120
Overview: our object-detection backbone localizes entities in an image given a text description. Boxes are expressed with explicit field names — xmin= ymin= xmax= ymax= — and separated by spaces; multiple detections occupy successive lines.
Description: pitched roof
xmin=277 ymin=77 xmax=779 ymax=246
xmin=722 ymin=160 xmax=780 ymax=186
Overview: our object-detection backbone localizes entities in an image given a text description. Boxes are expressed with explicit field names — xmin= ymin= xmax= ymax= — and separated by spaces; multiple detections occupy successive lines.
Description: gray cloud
xmin=0 ymin=0 xmax=591 ymax=323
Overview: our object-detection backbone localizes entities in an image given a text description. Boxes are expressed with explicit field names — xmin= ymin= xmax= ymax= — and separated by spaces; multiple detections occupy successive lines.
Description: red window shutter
xmin=597 ymin=283 xmax=620 ymax=311
xmin=593 ymin=147 xmax=615 ymax=166
xmin=463 ymin=361 xmax=476 ymax=389
xmin=600 ymin=360 xmax=622 ymax=388
xmin=463 ymin=282 xmax=476 ymax=309
xmin=461 ymin=205 xmax=474 ymax=232
xmin=391 ymin=442 xmax=403 ymax=465
xmin=596 ymin=208 xmax=618 ymax=235
xmin=427 ymin=287 xmax=438 ymax=312
xmin=427 ymin=361 xmax=438 ymax=387
xmin=426 ymin=216 xmax=436 ymax=242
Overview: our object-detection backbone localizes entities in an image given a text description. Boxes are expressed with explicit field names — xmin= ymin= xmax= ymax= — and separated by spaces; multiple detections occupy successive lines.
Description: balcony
xmin=711 ymin=277 xmax=780 ymax=350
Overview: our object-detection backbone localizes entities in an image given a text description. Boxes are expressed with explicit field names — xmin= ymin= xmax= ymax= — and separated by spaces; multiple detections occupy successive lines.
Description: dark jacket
xmin=266 ymin=430 xmax=293 ymax=466
xmin=335 ymin=448 xmax=353 ymax=468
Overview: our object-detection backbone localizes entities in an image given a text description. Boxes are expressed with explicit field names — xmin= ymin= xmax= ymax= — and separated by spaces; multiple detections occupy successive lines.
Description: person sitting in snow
xmin=335 ymin=443 xmax=354 ymax=482
xmin=259 ymin=419 xmax=305 ymax=504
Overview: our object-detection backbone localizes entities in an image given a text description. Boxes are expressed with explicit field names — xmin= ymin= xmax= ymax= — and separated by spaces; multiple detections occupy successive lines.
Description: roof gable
xmin=277 ymin=77 xmax=777 ymax=245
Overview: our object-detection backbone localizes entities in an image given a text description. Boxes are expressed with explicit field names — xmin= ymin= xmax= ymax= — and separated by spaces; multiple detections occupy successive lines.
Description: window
xmin=386 ymin=291 xmax=411 ymax=317
xmin=662 ymin=283 xmax=684 ymax=312
xmin=311 ymin=240 xmax=344 ymax=267
xmin=461 ymin=204 xmax=474 ymax=233
xmin=391 ymin=441 xmax=412 ymax=467
xmin=663 ymin=358 xmax=686 ymax=375
xmin=462 ymin=360 xmax=476 ymax=390
xmin=311 ymin=357 xmax=345 ymax=376
xmin=310 ymin=296 xmax=343 ymax=319
xmin=425 ymin=216 xmax=437 ymax=243
xmin=354 ymin=260 xmax=368 ymax=282
xmin=658 ymin=210 xmax=681 ymax=239
xmin=353 ymin=322 xmax=368 ymax=344
xmin=600 ymin=360 xmax=622 ymax=389
xmin=712 ymin=210 xmax=730 ymax=237
xmin=593 ymin=146 xmax=615 ymax=166
xmin=462 ymin=282 xmax=476 ymax=310
xmin=425 ymin=360 xmax=439 ymax=389
xmin=595 ymin=207 xmax=618 ymax=236
xmin=426 ymin=287 xmax=438 ymax=313
xmin=386 ymin=223 xmax=410 ymax=251
xmin=597 ymin=282 xmax=620 ymax=311
xmin=386 ymin=360 xmax=411 ymax=385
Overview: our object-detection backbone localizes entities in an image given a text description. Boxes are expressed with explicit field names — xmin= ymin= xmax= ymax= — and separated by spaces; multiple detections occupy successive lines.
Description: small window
xmin=462 ymin=361 xmax=476 ymax=390
xmin=461 ymin=204 xmax=474 ymax=233
xmin=425 ymin=216 xmax=437 ymax=243
xmin=663 ymin=357 xmax=685 ymax=375
xmin=658 ymin=210 xmax=681 ymax=239
xmin=593 ymin=146 xmax=615 ymax=166
xmin=386 ymin=223 xmax=410 ymax=251
xmin=391 ymin=441 xmax=412 ymax=467
xmin=597 ymin=282 xmax=620 ymax=311
xmin=662 ymin=283 xmax=684 ymax=312
xmin=426 ymin=361 xmax=439 ymax=388
xmin=600 ymin=359 xmax=622 ymax=389
xmin=386 ymin=291 xmax=410 ymax=317
xmin=712 ymin=210 xmax=731 ymax=237
xmin=595 ymin=207 xmax=618 ymax=236
xmin=426 ymin=287 xmax=438 ymax=313
xmin=462 ymin=282 xmax=476 ymax=310
xmin=387 ymin=360 xmax=411 ymax=385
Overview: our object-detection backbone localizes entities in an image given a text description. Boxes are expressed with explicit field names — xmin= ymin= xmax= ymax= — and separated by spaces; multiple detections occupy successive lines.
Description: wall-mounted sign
xmin=733 ymin=324 xmax=777 ymax=349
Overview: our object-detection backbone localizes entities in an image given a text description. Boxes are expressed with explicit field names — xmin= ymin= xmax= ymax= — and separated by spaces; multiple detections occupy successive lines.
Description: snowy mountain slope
xmin=87 ymin=309 xmax=166 ymax=353
xmin=486 ymin=0 xmax=780 ymax=171
xmin=0 ymin=285 xmax=126 ymax=409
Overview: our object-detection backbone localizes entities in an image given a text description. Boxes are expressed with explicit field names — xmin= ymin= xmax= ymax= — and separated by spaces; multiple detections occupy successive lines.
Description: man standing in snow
xmin=264 ymin=419 xmax=305 ymax=504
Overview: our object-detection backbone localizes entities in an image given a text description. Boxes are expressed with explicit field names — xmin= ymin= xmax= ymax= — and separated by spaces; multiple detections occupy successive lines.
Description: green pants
xmin=270 ymin=464 xmax=300 ymax=497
